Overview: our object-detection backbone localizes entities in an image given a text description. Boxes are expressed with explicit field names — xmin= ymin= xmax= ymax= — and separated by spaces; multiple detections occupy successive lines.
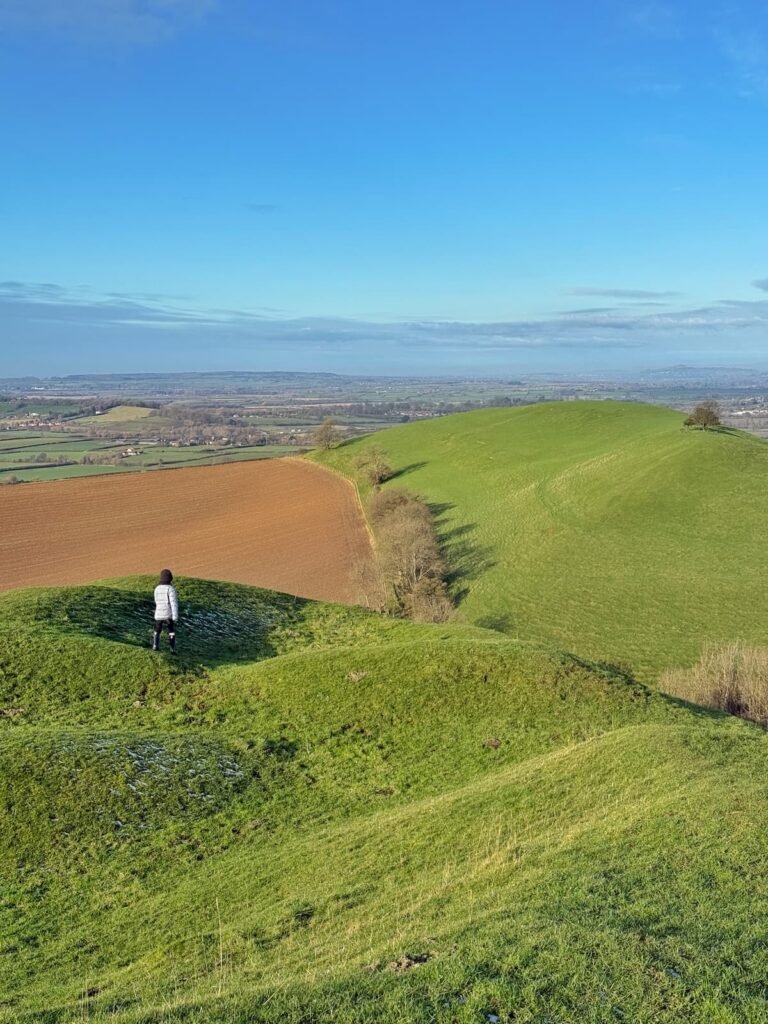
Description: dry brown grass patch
xmin=661 ymin=643 xmax=768 ymax=727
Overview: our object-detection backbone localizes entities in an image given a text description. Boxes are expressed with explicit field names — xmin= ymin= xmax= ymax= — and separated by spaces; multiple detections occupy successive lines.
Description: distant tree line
xmin=27 ymin=453 xmax=70 ymax=464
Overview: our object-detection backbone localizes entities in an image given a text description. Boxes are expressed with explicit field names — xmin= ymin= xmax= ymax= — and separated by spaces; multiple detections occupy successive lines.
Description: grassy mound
xmin=3 ymin=578 xmax=768 ymax=1022
xmin=318 ymin=401 xmax=768 ymax=678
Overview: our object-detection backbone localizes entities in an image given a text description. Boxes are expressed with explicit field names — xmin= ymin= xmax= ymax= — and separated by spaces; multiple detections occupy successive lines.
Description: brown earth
xmin=0 ymin=458 xmax=373 ymax=603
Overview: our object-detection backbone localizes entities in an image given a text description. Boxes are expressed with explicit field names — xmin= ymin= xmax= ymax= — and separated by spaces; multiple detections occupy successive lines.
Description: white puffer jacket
xmin=154 ymin=584 xmax=179 ymax=621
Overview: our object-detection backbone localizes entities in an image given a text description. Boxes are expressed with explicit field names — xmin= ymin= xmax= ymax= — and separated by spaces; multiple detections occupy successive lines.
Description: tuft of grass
xmin=662 ymin=643 xmax=768 ymax=727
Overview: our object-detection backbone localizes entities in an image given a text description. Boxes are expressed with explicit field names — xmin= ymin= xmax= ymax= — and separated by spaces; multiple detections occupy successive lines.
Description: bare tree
xmin=353 ymin=445 xmax=394 ymax=487
xmin=362 ymin=485 xmax=454 ymax=623
xmin=405 ymin=577 xmax=453 ymax=623
xmin=312 ymin=417 xmax=340 ymax=450
xmin=368 ymin=487 xmax=423 ymax=524
xmin=378 ymin=507 xmax=445 ymax=604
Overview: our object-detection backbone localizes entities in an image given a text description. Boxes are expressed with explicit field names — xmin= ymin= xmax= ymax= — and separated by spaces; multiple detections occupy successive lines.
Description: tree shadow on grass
xmin=684 ymin=425 xmax=741 ymax=437
xmin=389 ymin=461 xmax=428 ymax=480
xmin=427 ymin=502 xmax=497 ymax=607
xmin=473 ymin=612 xmax=515 ymax=634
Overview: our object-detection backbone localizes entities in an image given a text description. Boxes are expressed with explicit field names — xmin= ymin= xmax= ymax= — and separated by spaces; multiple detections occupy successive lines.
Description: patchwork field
xmin=0 ymin=458 xmax=372 ymax=602
xmin=0 ymin=429 xmax=298 ymax=481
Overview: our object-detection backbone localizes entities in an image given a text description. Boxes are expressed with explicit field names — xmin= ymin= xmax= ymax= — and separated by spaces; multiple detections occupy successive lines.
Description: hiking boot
xmin=169 ymin=637 xmax=177 ymax=655
xmin=152 ymin=636 xmax=160 ymax=652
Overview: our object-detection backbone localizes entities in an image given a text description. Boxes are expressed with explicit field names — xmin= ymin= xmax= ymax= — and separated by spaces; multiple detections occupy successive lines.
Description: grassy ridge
xmin=3 ymin=578 xmax=768 ymax=1021
xmin=318 ymin=401 xmax=768 ymax=678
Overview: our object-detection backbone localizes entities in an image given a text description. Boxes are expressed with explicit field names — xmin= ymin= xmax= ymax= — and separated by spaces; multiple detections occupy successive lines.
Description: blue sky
xmin=1 ymin=0 xmax=767 ymax=376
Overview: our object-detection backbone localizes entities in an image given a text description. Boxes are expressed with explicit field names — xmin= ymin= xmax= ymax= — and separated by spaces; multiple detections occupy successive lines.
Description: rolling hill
xmin=319 ymin=401 xmax=768 ymax=678
xmin=3 ymin=577 xmax=768 ymax=1022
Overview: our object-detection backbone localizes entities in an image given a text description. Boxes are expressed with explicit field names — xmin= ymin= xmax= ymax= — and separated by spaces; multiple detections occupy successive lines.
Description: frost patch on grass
xmin=4 ymin=733 xmax=250 ymax=846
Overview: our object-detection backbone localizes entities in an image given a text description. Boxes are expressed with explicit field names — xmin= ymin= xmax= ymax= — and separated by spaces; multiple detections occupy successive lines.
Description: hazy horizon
xmin=2 ymin=1 xmax=767 ymax=375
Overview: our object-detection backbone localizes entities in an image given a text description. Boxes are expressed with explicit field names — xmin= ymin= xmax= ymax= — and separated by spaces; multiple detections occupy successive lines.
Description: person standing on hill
xmin=152 ymin=569 xmax=179 ymax=654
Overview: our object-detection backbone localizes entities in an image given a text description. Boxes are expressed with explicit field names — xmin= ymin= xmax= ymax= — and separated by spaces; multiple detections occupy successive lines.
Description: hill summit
xmin=320 ymin=400 xmax=768 ymax=678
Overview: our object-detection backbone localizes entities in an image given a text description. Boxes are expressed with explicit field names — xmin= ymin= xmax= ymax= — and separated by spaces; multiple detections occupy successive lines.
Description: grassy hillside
xmin=75 ymin=405 xmax=154 ymax=424
xmin=4 ymin=577 xmax=768 ymax=1022
xmin=318 ymin=401 xmax=768 ymax=678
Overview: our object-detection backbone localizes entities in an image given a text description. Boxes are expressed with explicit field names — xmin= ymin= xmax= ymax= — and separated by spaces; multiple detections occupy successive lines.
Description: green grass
xmin=0 ymin=434 xmax=124 ymax=481
xmin=3 ymin=576 xmax=768 ymax=1021
xmin=0 ymin=463 xmax=128 ymax=482
xmin=0 ymin=432 xmax=302 ymax=481
xmin=75 ymin=406 xmax=154 ymax=424
xmin=0 ymin=432 xmax=71 ymax=450
xmin=7 ymin=402 xmax=768 ymax=1020
xmin=0 ymin=401 xmax=92 ymax=420
xmin=317 ymin=401 xmax=768 ymax=679
xmin=118 ymin=444 xmax=300 ymax=469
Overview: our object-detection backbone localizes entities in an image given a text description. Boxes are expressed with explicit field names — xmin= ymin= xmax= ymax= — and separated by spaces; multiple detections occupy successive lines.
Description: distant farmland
xmin=0 ymin=429 xmax=299 ymax=482
xmin=0 ymin=459 xmax=372 ymax=602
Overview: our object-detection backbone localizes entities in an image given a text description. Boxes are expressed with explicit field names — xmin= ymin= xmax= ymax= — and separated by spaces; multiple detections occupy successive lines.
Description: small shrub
xmin=311 ymin=417 xmax=339 ymax=450
xmin=368 ymin=487 xmax=424 ymax=525
xmin=378 ymin=509 xmax=444 ymax=590
xmin=353 ymin=446 xmax=393 ymax=487
xmin=661 ymin=643 xmax=768 ymax=727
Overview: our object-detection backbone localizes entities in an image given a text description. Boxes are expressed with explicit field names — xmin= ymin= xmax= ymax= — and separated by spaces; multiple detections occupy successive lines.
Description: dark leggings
xmin=153 ymin=619 xmax=177 ymax=638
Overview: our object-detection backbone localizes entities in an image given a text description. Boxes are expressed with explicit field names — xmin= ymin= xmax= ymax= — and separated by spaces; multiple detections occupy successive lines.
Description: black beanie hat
xmin=159 ymin=569 xmax=173 ymax=584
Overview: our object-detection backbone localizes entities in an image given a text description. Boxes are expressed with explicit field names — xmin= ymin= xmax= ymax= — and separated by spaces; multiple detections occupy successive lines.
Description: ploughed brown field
xmin=0 ymin=458 xmax=373 ymax=603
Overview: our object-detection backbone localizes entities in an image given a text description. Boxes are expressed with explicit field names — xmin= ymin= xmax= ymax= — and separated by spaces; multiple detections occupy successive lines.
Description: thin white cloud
xmin=562 ymin=287 xmax=682 ymax=299
xmin=2 ymin=282 xmax=767 ymax=363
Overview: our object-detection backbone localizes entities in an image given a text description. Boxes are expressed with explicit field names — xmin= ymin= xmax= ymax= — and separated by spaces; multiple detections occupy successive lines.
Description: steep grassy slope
xmin=318 ymin=401 xmax=768 ymax=678
xmin=3 ymin=578 xmax=768 ymax=1022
